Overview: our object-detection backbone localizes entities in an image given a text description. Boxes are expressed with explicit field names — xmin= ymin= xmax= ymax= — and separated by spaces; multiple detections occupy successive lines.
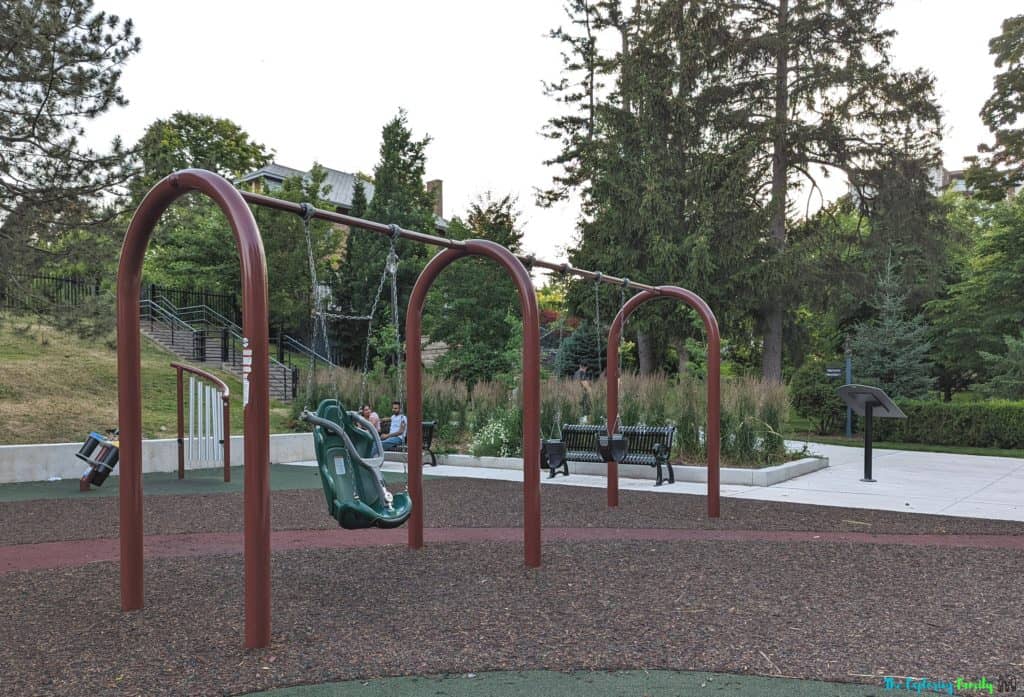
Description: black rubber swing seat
xmin=303 ymin=399 xmax=413 ymax=529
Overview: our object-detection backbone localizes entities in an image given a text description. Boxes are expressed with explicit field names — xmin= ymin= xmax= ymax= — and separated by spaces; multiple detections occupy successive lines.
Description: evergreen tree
xmin=543 ymin=1 xmax=764 ymax=374
xmin=979 ymin=331 xmax=1024 ymax=400
xmin=423 ymin=194 xmax=523 ymax=388
xmin=349 ymin=178 xmax=369 ymax=217
xmin=0 ymin=0 xmax=140 ymax=277
xmin=967 ymin=14 xmax=1024 ymax=201
xmin=927 ymin=193 xmax=1024 ymax=397
xmin=721 ymin=0 xmax=941 ymax=382
xmin=252 ymin=164 xmax=335 ymax=336
xmin=849 ymin=262 xmax=933 ymax=400
xmin=333 ymin=111 xmax=435 ymax=366
xmin=554 ymin=323 xmax=606 ymax=377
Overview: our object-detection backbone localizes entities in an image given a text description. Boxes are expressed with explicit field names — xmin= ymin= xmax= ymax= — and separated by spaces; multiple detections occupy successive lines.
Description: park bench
xmin=544 ymin=423 xmax=677 ymax=486
xmin=380 ymin=417 xmax=438 ymax=467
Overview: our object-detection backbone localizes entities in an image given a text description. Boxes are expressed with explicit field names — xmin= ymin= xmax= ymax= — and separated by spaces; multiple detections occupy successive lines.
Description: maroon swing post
xmin=606 ymin=286 xmax=721 ymax=517
xmin=405 ymin=240 xmax=543 ymax=568
xmin=117 ymin=169 xmax=271 ymax=649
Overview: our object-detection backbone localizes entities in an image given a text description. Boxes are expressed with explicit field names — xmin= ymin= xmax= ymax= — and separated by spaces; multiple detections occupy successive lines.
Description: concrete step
xmin=141 ymin=324 xmax=295 ymax=401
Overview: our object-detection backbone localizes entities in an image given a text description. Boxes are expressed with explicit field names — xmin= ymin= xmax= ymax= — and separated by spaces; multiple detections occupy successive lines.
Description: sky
xmin=85 ymin=0 xmax=1020 ymax=267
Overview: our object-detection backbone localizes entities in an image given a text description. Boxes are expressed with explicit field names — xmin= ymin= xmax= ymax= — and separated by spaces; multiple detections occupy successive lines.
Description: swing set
xmin=115 ymin=168 xmax=721 ymax=649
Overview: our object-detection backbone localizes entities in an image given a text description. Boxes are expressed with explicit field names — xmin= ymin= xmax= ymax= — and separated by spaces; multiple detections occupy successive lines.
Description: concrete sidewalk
xmin=304 ymin=440 xmax=1024 ymax=522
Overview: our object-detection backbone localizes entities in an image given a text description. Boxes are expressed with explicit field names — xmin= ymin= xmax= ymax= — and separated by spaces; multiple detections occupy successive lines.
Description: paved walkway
xmin=316 ymin=439 xmax=1024 ymax=522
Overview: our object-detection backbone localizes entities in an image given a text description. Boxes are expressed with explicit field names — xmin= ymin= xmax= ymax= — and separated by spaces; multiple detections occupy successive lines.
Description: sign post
xmin=836 ymin=384 xmax=906 ymax=483
xmin=844 ymin=338 xmax=853 ymax=438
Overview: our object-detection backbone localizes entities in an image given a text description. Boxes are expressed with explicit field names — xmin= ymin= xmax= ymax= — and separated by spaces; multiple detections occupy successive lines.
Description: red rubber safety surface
xmin=3 ymin=526 xmax=1024 ymax=574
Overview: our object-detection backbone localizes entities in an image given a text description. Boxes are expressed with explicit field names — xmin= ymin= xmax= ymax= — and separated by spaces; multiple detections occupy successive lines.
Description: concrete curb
xmin=2 ymin=436 xmax=825 ymax=487
xmin=384 ymin=452 xmax=829 ymax=486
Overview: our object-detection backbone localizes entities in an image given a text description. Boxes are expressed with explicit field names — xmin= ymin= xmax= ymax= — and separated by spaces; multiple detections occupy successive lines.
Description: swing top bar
xmin=239 ymin=190 xmax=660 ymax=294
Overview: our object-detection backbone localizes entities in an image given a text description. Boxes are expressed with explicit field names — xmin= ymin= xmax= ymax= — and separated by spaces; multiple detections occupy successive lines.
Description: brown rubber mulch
xmin=1 ymin=478 xmax=1023 ymax=696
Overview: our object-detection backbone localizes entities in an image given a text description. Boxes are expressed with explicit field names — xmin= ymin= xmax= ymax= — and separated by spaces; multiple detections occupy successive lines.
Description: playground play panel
xmin=1 ymin=472 xmax=1022 ymax=696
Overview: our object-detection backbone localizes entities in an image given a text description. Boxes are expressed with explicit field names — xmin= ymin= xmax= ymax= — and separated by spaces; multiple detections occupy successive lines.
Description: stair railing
xmin=139 ymin=297 xmax=298 ymax=399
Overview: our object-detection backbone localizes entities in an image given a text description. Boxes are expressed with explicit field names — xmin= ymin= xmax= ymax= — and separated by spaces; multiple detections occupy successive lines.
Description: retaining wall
xmin=0 ymin=433 xmax=314 ymax=484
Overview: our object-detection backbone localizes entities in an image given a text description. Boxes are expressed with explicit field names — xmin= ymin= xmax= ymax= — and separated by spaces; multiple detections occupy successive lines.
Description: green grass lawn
xmin=0 ymin=314 xmax=295 ymax=445
xmin=785 ymin=415 xmax=1024 ymax=459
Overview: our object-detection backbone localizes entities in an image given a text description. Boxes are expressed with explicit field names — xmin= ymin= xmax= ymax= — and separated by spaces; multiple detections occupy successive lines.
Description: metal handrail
xmin=145 ymin=295 xmax=296 ymax=375
xmin=161 ymin=295 xmax=333 ymax=369
xmin=140 ymin=298 xmax=197 ymax=336
xmin=281 ymin=333 xmax=335 ymax=366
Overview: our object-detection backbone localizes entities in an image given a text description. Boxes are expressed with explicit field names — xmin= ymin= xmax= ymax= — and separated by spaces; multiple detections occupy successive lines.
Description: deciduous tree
xmin=967 ymin=14 xmax=1024 ymax=201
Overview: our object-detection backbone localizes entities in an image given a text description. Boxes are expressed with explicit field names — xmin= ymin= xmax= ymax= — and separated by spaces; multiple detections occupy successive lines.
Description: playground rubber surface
xmin=0 ymin=464 xmax=337 ymax=502
xmin=241 ymin=669 xmax=901 ymax=696
xmin=1 ymin=475 xmax=1022 ymax=696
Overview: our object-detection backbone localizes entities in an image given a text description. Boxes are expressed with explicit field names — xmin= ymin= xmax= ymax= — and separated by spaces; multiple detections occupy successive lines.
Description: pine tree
xmin=720 ymin=0 xmax=942 ymax=382
xmin=979 ymin=331 xmax=1024 ymax=400
xmin=542 ymin=1 xmax=766 ymax=374
xmin=333 ymin=111 xmax=435 ymax=366
xmin=0 ymin=0 xmax=140 ymax=277
xmin=849 ymin=261 xmax=933 ymax=400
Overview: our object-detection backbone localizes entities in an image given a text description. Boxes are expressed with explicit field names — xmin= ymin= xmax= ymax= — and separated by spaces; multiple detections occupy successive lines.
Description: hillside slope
xmin=0 ymin=315 xmax=294 ymax=445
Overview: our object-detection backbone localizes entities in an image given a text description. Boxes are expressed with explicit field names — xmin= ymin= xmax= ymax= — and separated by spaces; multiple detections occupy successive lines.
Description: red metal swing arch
xmin=116 ymin=168 xmax=721 ymax=650
xmin=117 ymin=169 xmax=272 ymax=649
xmin=404 ymin=240 xmax=543 ymax=567
xmin=605 ymin=287 xmax=721 ymax=516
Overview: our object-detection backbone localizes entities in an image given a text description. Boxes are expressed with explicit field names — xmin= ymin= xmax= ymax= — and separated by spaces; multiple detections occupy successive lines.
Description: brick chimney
xmin=426 ymin=179 xmax=443 ymax=220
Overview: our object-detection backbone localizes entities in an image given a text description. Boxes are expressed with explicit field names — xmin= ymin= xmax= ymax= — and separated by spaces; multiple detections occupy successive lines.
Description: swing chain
xmin=357 ymin=235 xmax=399 ymax=406
xmin=388 ymin=238 xmax=404 ymax=408
xmin=300 ymin=202 xmax=330 ymax=409
xmin=614 ymin=278 xmax=630 ymax=432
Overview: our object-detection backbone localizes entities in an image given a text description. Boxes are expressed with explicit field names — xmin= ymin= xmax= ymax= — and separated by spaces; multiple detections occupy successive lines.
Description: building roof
xmin=236 ymin=163 xmax=374 ymax=210
xmin=237 ymin=162 xmax=447 ymax=231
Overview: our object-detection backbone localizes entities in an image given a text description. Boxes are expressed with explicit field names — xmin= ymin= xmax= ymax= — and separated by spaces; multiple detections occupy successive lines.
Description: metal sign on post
xmin=836 ymin=384 xmax=906 ymax=482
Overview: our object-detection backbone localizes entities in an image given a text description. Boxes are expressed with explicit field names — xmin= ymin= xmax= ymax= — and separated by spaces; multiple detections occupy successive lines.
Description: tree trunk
xmin=762 ymin=0 xmax=789 ymax=384
xmin=761 ymin=308 xmax=783 ymax=382
xmin=637 ymin=331 xmax=654 ymax=375
xmin=671 ymin=336 xmax=689 ymax=375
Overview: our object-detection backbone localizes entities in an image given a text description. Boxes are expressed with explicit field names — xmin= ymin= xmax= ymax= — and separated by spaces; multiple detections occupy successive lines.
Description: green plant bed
xmin=305 ymin=369 xmax=790 ymax=468
xmin=672 ymin=446 xmax=813 ymax=470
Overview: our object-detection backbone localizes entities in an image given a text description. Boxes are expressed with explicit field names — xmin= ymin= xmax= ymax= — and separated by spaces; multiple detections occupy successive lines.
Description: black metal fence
xmin=0 ymin=273 xmax=102 ymax=311
xmin=1 ymin=273 xmax=239 ymax=322
xmin=142 ymin=283 xmax=238 ymax=323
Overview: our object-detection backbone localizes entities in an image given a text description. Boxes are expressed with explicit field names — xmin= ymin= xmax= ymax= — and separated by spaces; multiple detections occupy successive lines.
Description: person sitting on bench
xmin=360 ymin=404 xmax=381 ymax=432
xmin=380 ymin=400 xmax=407 ymax=451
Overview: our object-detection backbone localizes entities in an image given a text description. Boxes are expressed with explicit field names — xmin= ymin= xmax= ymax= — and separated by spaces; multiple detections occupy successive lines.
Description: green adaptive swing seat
xmin=303 ymin=399 xmax=413 ymax=529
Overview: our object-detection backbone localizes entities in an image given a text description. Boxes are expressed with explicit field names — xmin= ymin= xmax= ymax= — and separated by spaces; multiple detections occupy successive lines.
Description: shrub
xmin=470 ymin=408 xmax=519 ymax=457
xmin=789 ymin=360 xmax=844 ymax=434
xmin=873 ymin=400 xmax=1024 ymax=449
